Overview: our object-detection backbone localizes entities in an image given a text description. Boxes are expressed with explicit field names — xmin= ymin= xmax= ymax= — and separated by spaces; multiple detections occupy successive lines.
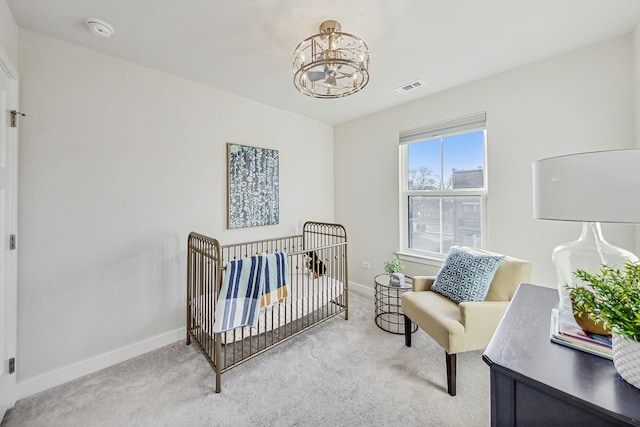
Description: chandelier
xmin=293 ymin=20 xmax=370 ymax=99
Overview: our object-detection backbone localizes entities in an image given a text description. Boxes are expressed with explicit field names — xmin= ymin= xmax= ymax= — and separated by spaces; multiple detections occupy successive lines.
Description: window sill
xmin=396 ymin=251 xmax=445 ymax=268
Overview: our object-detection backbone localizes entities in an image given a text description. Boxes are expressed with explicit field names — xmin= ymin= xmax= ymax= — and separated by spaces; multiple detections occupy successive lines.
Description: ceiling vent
xmin=392 ymin=80 xmax=424 ymax=94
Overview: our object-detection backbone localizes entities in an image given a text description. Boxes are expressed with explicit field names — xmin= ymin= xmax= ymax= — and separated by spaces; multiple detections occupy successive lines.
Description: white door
xmin=0 ymin=46 xmax=18 ymax=420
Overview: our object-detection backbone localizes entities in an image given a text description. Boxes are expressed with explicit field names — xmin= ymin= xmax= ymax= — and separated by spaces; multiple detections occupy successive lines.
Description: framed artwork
xmin=227 ymin=143 xmax=280 ymax=229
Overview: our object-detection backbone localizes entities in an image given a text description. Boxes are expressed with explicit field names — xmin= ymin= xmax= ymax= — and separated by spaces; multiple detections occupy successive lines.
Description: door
xmin=0 ymin=47 xmax=18 ymax=420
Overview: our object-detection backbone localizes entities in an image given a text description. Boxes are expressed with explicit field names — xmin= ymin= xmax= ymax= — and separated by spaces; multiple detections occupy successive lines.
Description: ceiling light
xmin=293 ymin=20 xmax=369 ymax=99
xmin=85 ymin=18 xmax=115 ymax=38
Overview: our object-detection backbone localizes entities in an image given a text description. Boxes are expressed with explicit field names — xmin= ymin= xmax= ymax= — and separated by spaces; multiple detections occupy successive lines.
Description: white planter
xmin=389 ymin=272 xmax=405 ymax=286
xmin=612 ymin=334 xmax=640 ymax=389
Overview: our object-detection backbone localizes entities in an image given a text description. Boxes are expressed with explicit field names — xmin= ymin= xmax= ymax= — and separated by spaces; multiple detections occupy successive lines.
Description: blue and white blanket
xmin=212 ymin=252 xmax=288 ymax=333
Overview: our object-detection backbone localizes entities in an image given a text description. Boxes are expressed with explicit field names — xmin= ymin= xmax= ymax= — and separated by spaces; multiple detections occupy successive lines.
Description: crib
xmin=186 ymin=221 xmax=348 ymax=392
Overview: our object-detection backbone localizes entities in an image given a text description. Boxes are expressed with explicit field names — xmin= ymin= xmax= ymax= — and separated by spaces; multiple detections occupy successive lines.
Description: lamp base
xmin=553 ymin=222 xmax=638 ymax=309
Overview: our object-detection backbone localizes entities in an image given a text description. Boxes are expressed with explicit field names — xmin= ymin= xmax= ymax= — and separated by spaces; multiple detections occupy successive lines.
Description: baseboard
xmin=349 ymin=281 xmax=373 ymax=299
xmin=16 ymin=327 xmax=185 ymax=400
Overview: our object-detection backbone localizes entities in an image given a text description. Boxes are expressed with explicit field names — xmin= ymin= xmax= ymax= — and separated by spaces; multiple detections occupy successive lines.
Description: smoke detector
xmin=85 ymin=18 xmax=115 ymax=38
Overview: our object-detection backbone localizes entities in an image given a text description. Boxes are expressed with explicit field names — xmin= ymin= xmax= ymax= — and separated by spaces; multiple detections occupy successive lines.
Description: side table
xmin=374 ymin=274 xmax=417 ymax=335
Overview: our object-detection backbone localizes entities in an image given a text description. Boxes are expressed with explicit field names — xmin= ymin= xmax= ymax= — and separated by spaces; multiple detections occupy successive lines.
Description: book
xmin=549 ymin=308 xmax=613 ymax=360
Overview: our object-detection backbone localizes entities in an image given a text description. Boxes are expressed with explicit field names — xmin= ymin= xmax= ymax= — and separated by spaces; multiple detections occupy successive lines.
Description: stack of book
xmin=549 ymin=308 xmax=612 ymax=360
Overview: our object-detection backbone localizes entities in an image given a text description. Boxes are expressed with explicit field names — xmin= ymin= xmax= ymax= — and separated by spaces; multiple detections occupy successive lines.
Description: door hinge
xmin=8 ymin=358 xmax=15 ymax=374
xmin=10 ymin=110 xmax=25 ymax=128
xmin=9 ymin=234 xmax=16 ymax=250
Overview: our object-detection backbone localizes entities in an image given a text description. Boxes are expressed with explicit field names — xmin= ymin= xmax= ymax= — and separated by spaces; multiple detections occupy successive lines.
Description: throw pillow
xmin=431 ymin=246 xmax=504 ymax=304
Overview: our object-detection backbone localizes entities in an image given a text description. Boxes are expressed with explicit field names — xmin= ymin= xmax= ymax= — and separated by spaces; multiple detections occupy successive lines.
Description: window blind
xmin=399 ymin=112 xmax=486 ymax=145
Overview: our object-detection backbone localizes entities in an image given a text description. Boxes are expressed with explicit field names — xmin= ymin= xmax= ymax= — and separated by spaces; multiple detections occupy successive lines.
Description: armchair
xmin=400 ymin=247 xmax=532 ymax=396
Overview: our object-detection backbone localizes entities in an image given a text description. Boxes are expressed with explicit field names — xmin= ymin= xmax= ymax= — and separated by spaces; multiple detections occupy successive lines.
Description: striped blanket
xmin=212 ymin=252 xmax=289 ymax=333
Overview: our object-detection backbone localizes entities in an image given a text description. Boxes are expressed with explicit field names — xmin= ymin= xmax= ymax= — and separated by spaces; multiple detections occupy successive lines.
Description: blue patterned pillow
xmin=431 ymin=246 xmax=504 ymax=304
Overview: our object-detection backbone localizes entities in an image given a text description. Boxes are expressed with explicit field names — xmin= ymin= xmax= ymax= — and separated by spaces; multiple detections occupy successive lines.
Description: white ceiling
xmin=7 ymin=0 xmax=640 ymax=125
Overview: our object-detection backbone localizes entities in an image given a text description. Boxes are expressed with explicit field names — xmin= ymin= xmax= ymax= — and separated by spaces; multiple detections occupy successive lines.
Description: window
xmin=400 ymin=113 xmax=487 ymax=258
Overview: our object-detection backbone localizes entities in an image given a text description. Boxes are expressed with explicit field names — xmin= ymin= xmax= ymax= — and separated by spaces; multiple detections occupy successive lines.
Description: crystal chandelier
xmin=293 ymin=20 xmax=370 ymax=99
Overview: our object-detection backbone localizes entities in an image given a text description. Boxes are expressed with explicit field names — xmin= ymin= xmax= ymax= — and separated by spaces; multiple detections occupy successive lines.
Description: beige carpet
xmin=2 ymin=289 xmax=490 ymax=426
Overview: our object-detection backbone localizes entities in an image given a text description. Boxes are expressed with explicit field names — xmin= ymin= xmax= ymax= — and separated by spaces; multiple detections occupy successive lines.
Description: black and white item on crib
xmin=305 ymin=251 xmax=326 ymax=278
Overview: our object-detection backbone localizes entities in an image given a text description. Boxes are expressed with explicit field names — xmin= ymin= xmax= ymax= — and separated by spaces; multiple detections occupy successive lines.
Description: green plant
xmin=384 ymin=259 xmax=405 ymax=274
xmin=569 ymin=262 xmax=640 ymax=341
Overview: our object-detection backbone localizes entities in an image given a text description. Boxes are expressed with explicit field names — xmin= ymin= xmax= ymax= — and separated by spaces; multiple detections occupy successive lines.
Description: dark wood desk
xmin=483 ymin=283 xmax=640 ymax=426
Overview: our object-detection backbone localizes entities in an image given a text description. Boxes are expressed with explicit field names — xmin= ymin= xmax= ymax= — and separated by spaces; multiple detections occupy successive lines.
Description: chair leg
xmin=404 ymin=315 xmax=412 ymax=347
xmin=446 ymin=352 xmax=457 ymax=396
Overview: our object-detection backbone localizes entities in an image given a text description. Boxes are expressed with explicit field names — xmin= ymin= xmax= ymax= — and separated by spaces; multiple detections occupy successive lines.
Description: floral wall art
xmin=227 ymin=143 xmax=280 ymax=228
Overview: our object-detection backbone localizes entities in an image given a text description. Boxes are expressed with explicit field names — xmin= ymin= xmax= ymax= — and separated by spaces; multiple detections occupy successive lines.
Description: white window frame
xmin=398 ymin=113 xmax=488 ymax=265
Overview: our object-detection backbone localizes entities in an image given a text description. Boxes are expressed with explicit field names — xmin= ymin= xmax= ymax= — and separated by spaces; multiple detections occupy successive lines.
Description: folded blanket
xmin=261 ymin=252 xmax=289 ymax=307
xmin=212 ymin=252 xmax=288 ymax=333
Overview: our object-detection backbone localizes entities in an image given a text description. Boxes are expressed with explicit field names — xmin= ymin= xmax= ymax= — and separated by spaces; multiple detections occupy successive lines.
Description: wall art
xmin=227 ymin=143 xmax=279 ymax=228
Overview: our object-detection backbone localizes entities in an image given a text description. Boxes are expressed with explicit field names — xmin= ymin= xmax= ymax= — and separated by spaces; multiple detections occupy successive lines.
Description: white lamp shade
xmin=532 ymin=149 xmax=640 ymax=223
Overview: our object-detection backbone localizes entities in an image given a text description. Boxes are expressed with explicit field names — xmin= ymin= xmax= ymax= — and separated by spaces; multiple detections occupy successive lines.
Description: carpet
xmin=1 ymin=288 xmax=490 ymax=426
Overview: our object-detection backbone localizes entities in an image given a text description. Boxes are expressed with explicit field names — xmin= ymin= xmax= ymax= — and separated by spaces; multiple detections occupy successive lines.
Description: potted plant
xmin=570 ymin=262 xmax=640 ymax=389
xmin=384 ymin=259 xmax=405 ymax=286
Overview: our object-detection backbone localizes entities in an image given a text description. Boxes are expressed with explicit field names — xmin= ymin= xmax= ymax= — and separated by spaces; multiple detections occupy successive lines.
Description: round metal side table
xmin=374 ymin=274 xmax=417 ymax=335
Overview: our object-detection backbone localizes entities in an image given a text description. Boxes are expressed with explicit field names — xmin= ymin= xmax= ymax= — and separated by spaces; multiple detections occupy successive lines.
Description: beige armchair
xmin=400 ymin=247 xmax=532 ymax=396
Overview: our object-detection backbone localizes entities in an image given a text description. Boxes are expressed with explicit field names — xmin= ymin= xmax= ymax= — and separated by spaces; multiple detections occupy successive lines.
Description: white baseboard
xmin=16 ymin=327 xmax=185 ymax=400
xmin=349 ymin=281 xmax=373 ymax=299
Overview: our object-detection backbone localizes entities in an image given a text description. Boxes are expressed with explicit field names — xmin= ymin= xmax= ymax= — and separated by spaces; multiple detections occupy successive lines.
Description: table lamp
xmin=532 ymin=149 xmax=640 ymax=309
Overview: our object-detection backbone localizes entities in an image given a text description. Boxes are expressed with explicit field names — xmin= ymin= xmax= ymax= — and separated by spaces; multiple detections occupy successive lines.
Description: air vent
xmin=392 ymin=80 xmax=424 ymax=94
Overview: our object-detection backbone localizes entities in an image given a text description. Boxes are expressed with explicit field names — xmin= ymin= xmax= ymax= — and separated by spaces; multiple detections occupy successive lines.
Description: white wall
xmin=335 ymin=34 xmax=636 ymax=289
xmin=0 ymin=0 xmax=18 ymax=65
xmin=17 ymin=30 xmax=333 ymax=394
